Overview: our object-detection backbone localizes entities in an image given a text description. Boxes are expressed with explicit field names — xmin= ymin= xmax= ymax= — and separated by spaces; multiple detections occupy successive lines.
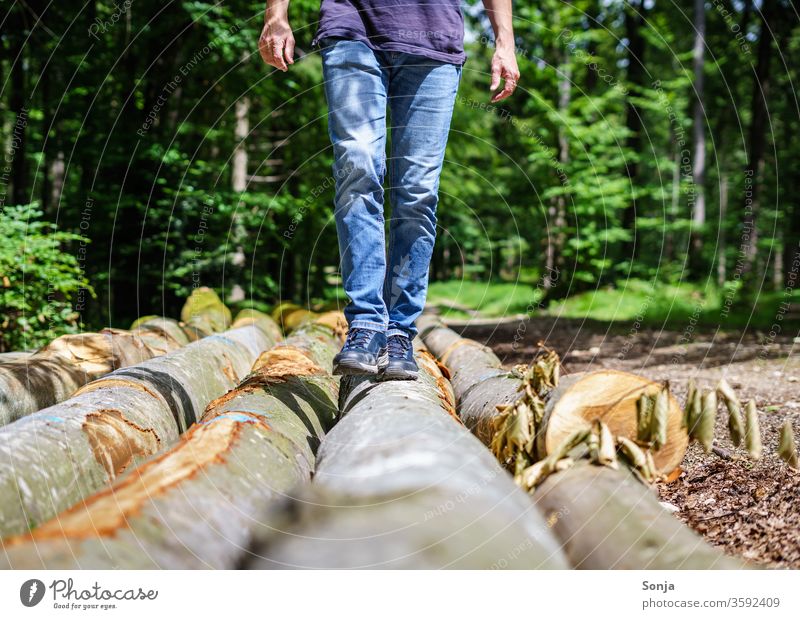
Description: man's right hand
xmin=259 ymin=9 xmax=294 ymax=72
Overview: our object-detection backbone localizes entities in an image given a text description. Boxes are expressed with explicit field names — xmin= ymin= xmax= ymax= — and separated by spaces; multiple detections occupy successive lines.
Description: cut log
xmin=243 ymin=346 xmax=570 ymax=569
xmin=0 ymin=315 xmax=343 ymax=568
xmin=0 ymin=320 xmax=279 ymax=538
xmin=418 ymin=316 xmax=747 ymax=569
xmin=232 ymin=309 xmax=283 ymax=342
xmin=0 ymin=318 xmax=189 ymax=426
xmin=180 ymin=286 xmax=232 ymax=334
xmin=534 ymin=464 xmax=748 ymax=569
xmin=418 ymin=317 xmax=687 ymax=474
xmin=271 ymin=302 xmax=315 ymax=333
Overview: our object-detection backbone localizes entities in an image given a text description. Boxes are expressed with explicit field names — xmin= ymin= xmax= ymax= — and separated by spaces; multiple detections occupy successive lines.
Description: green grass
xmin=426 ymin=278 xmax=800 ymax=330
xmin=426 ymin=280 xmax=545 ymax=319
xmin=547 ymin=279 xmax=715 ymax=324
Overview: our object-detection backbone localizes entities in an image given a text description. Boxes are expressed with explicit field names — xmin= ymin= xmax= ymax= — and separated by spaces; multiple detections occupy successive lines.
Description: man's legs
xmin=321 ymin=38 xmax=390 ymax=333
xmin=384 ymin=55 xmax=461 ymax=339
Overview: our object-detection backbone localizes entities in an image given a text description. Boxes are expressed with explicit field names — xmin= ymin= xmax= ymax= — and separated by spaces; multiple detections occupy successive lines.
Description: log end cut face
xmin=545 ymin=370 xmax=688 ymax=474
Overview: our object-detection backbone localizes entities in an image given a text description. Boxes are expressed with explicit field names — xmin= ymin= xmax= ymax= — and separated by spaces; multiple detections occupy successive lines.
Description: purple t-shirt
xmin=312 ymin=0 xmax=466 ymax=65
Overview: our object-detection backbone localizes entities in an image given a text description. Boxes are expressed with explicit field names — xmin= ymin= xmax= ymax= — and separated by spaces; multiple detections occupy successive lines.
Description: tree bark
xmin=0 ymin=320 xmax=278 ymax=539
xmin=244 ymin=347 xmax=569 ymax=569
xmin=0 ymin=317 xmax=342 ymax=568
xmin=418 ymin=317 xmax=746 ymax=569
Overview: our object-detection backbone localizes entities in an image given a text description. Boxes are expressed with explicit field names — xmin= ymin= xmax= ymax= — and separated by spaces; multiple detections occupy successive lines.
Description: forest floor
xmin=448 ymin=314 xmax=800 ymax=569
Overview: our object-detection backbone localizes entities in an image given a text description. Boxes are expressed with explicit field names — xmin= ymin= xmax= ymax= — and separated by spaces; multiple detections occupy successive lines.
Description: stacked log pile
xmin=0 ymin=295 xmax=775 ymax=569
xmin=0 ymin=315 xmax=344 ymax=568
xmin=0 ymin=318 xmax=189 ymax=426
xmin=0 ymin=287 xmax=236 ymax=426
xmin=243 ymin=345 xmax=569 ymax=569
xmin=418 ymin=315 xmax=749 ymax=569
xmin=0 ymin=302 xmax=279 ymax=538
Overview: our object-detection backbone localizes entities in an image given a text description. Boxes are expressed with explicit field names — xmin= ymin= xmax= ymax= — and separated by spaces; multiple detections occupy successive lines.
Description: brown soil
xmin=450 ymin=316 xmax=800 ymax=568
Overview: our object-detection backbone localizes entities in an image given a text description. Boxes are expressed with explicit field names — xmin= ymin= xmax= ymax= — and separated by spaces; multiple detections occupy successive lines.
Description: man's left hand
xmin=490 ymin=44 xmax=520 ymax=102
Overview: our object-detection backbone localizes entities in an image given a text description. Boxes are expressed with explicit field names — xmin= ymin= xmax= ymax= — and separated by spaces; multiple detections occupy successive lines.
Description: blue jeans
xmin=320 ymin=37 xmax=462 ymax=338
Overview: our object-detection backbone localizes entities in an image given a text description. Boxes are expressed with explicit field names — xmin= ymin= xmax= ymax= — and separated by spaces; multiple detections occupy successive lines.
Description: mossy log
xmin=0 ymin=316 xmax=343 ymax=568
xmin=0 ymin=318 xmax=189 ymax=426
xmin=180 ymin=286 xmax=232 ymax=334
xmin=271 ymin=302 xmax=316 ymax=333
xmin=244 ymin=347 xmax=569 ymax=569
xmin=418 ymin=316 xmax=746 ymax=569
xmin=0 ymin=322 xmax=278 ymax=539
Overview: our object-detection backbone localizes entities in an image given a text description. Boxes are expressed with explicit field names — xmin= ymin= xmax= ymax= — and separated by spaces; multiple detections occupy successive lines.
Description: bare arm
xmin=481 ymin=0 xmax=520 ymax=102
xmin=259 ymin=1 xmax=295 ymax=72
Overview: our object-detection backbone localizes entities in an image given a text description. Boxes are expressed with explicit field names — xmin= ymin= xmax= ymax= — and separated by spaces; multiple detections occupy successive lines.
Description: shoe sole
xmin=379 ymin=368 xmax=419 ymax=381
xmin=332 ymin=360 xmax=379 ymax=375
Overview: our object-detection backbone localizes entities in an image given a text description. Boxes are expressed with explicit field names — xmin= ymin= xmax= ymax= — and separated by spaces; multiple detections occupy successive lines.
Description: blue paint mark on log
xmin=202 ymin=412 xmax=258 ymax=424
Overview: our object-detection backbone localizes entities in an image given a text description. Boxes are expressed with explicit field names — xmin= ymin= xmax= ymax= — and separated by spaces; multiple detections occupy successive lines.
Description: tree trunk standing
xmin=620 ymin=0 xmax=647 ymax=262
xmin=9 ymin=17 xmax=28 ymax=207
xmin=229 ymin=64 xmax=252 ymax=303
xmin=0 ymin=317 xmax=343 ymax=569
xmin=545 ymin=58 xmax=571 ymax=292
xmin=232 ymin=96 xmax=249 ymax=193
xmin=667 ymin=139 xmax=681 ymax=262
xmin=741 ymin=0 xmax=777 ymax=279
xmin=689 ymin=0 xmax=707 ymax=274
xmin=773 ymin=231 xmax=784 ymax=290
xmin=718 ymin=173 xmax=729 ymax=286
xmin=0 ymin=319 xmax=278 ymax=539
xmin=418 ymin=317 xmax=748 ymax=569
xmin=245 ymin=348 xmax=569 ymax=569
xmin=787 ymin=184 xmax=800 ymax=290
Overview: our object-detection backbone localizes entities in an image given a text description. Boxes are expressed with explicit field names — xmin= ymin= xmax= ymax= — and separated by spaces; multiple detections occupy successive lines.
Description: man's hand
xmin=259 ymin=6 xmax=294 ymax=72
xmin=481 ymin=0 xmax=519 ymax=101
xmin=489 ymin=43 xmax=520 ymax=102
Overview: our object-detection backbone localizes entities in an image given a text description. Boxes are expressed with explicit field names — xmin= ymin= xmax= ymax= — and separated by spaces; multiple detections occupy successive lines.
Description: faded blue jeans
xmin=319 ymin=37 xmax=461 ymax=338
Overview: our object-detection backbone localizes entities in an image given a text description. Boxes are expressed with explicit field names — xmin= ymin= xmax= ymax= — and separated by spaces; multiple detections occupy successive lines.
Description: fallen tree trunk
xmin=0 ymin=318 xmax=279 ymax=539
xmin=417 ymin=316 xmax=687 ymax=474
xmin=180 ymin=286 xmax=232 ymax=334
xmin=271 ymin=302 xmax=315 ymax=333
xmin=533 ymin=463 xmax=747 ymax=569
xmin=0 ymin=318 xmax=189 ymax=426
xmin=231 ymin=308 xmax=283 ymax=342
xmin=0 ymin=316 xmax=343 ymax=569
xmin=244 ymin=346 xmax=570 ymax=569
xmin=0 ymin=288 xmax=232 ymax=426
xmin=418 ymin=316 xmax=748 ymax=569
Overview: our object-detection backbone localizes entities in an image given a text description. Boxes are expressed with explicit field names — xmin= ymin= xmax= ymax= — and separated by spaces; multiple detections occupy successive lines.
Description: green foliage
xmin=0 ymin=205 xmax=93 ymax=351
xmin=1 ymin=0 xmax=797 ymax=344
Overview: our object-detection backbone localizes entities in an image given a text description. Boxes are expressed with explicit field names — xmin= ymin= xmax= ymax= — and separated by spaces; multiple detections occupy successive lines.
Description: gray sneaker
xmin=333 ymin=328 xmax=388 ymax=376
xmin=379 ymin=333 xmax=418 ymax=380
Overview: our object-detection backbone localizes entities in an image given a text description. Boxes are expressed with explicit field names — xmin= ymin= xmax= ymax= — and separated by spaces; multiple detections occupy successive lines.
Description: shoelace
xmin=387 ymin=334 xmax=411 ymax=357
xmin=345 ymin=328 xmax=374 ymax=349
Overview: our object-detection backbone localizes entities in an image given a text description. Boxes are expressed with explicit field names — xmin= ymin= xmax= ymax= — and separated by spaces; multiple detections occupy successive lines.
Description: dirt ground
xmin=449 ymin=315 xmax=800 ymax=569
